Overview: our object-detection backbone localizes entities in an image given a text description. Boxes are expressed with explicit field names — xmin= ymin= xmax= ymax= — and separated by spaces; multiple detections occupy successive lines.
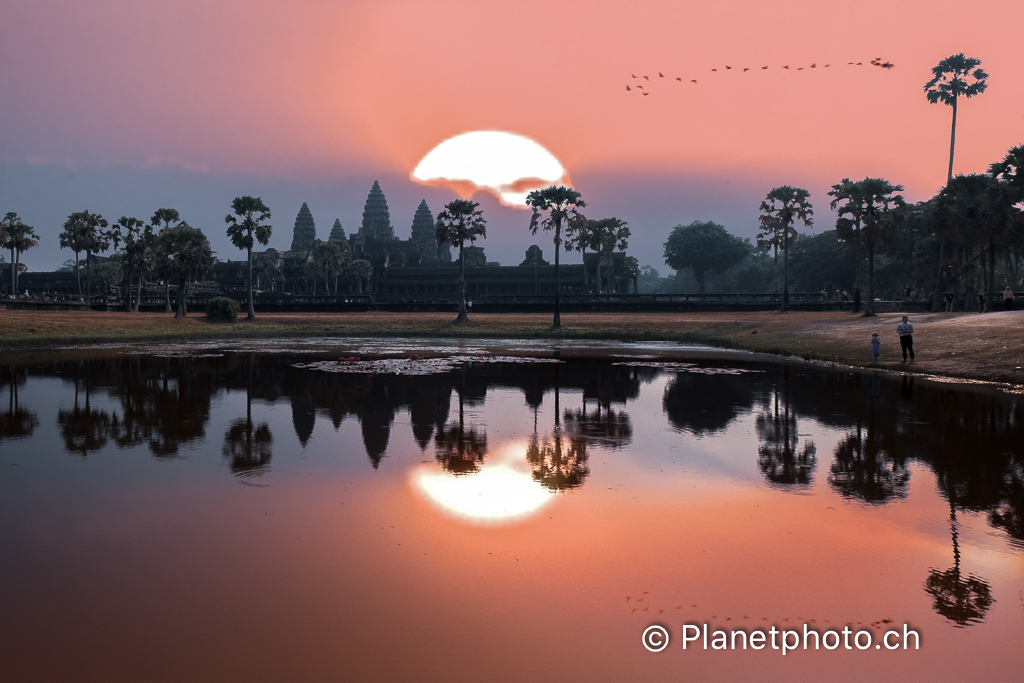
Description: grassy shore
xmin=2 ymin=309 xmax=1023 ymax=384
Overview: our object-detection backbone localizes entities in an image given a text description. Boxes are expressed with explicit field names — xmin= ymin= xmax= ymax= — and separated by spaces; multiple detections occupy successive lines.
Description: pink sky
xmin=1 ymin=0 xmax=1023 ymax=270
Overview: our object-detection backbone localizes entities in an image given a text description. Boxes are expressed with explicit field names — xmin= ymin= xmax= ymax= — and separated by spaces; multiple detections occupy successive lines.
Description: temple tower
xmin=409 ymin=199 xmax=437 ymax=260
xmin=329 ymin=218 xmax=346 ymax=242
xmin=290 ymin=202 xmax=317 ymax=252
xmin=359 ymin=180 xmax=394 ymax=239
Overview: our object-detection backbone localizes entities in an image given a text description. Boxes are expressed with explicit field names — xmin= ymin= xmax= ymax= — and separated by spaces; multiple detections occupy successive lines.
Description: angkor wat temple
xmin=19 ymin=180 xmax=634 ymax=302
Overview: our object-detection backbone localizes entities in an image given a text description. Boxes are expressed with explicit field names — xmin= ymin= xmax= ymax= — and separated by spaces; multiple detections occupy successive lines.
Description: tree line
xmin=652 ymin=54 xmax=1022 ymax=315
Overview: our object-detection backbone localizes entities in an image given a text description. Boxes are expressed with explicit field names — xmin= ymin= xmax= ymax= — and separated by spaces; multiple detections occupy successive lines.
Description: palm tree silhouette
xmin=222 ymin=354 xmax=273 ymax=482
xmin=434 ymin=375 xmax=487 ymax=475
xmin=0 ymin=366 xmax=39 ymax=442
xmin=924 ymin=501 xmax=994 ymax=626
xmin=756 ymin=370 xmax=816 ymax=489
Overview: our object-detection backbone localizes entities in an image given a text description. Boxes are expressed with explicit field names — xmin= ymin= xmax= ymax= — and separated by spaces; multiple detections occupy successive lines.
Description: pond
xmin=1 ymin=340 xmax=1022 ymax=682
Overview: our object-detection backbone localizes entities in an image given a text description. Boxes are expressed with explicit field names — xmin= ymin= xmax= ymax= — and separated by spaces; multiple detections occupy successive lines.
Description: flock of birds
xmin=626 ymin=57 xmax=894 ymax=95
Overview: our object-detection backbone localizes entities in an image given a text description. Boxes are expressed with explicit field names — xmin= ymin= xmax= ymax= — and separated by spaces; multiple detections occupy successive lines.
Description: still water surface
xmin=1 ymin=341 xmax=1023 ymax=682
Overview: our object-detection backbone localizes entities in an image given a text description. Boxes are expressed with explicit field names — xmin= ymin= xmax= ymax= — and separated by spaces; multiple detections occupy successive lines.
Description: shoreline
xmin=2 ymin=309 xmax=1023 ymax=386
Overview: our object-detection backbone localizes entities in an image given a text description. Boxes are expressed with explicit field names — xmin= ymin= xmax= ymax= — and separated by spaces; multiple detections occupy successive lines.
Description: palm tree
xmin=591 ymin=217 xmax=630 ymax=293
xmin=64 ymin=211 xmax=110 ymax=309
xmin=925 ymin=53 xmax=988 ymax=183
xmin=151 ymin=208 xmax=182 ymax=311
xmin=925 ymin=54 xmax=988 ymax=309
xmin=110 ymin=216 xmax=150 ymax=312
xmin=830 ymin=178 xmax=905 ymax=316
xmin=567 ymin=217 xmax=596 ymax=292
xmin=58 ymin=217 xmax=86 ymax=295
xmin=348 ymin=259 xmax=373 ymax=294
xmin=932 ymin=174 xmax=1000 ymax=313
xmin=224 ymin=196 xmax=272 ymax=319
xmin=0 ymin=213 xmax=38 ymax=295
xmin=310 ymin=239 xmax=351 ymax=295
xmin=159 ymin=223 xmax=214 ymax=318
xmin=758 ymin=187 xmax=813 ymax=311
xmin=526 ymin=186 xmax=587 ymax=328
xmin=435 ymin=198 xmax=487 ymax=322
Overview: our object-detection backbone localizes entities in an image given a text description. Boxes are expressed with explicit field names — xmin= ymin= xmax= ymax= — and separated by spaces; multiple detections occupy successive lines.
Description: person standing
xmin=897 ymin=316 xmax=914 ymax=364
xmin=977 ymin=292 xmax=986 ymax=313
xmin=944 ymin=291 xmax=955 ymax=312
xmin=871 ymin=333 xmax=881 ymax=363
xmin=1004 ymin=286 xmax=1015 ymax=311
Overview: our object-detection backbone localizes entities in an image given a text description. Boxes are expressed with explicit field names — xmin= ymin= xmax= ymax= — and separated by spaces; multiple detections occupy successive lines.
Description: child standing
xmin=871 ymin=333 xmax=881 ymax=363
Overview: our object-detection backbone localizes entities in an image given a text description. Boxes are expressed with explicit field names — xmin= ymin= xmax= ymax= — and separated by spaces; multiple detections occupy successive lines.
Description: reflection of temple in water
xmin=8 ymin=353 xmax=1022 ymax=569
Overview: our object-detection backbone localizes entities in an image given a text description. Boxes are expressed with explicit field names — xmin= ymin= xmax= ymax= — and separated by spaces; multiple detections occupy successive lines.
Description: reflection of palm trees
xmin=756 ymin=370 xmax=816 ymax=489
xmin=829 ymin=384 xmax=909 ymax=503
xmin=924 ymin=501 xmax=994 ymax=626
xmin=57 ymin=363 xmax=112 ymax=457
xmin=0 ymin=366 xmax=39 ymax=442
xmin=989 ymin=461 xmax=1024 ymax=542
xmin=434 ymin=384 xmax=487 ymax=475
xmin=527 ymin=365 xmax=591 ymax=491
xmin=526 ymin=431 xmax=588 ymax=491
xmin=222 ymin=354 xmax=273 ymax=478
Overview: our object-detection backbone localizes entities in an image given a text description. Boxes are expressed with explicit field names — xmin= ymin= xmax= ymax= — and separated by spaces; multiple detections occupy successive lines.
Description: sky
xmin=1 ymin=0 xmax=1023 ymax=272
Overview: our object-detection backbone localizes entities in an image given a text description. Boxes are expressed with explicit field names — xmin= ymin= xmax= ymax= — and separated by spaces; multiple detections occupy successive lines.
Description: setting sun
xmin=411 ymin=131 xmax=570 ymax=207
xmin=416 ymin=463 xmax=554 ymax=522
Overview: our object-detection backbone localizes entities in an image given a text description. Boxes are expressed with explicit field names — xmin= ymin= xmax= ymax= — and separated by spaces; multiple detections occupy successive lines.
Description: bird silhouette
xmin=711 ymin=68 xmax=717 ymax=72
xmin=725 ymin=65 xmax=732 ymax=69
xmin=643 ymin=75 xmax=649 ymax=80
xmin=743 ymin=67 xmax=749 ymax=71
xmin=642 ymin=91 xmax=649 ymax=96
xmin=631 ymin=73 xmax=637 ymax=78
xmin=881 ymin=61 xmax=894 ymax=69
xmin=762 ymin=65 xmax=768 ymax=69
xmin=856 ymin=62 xmax=862 ymax=65
xmin=797 ymin=67 xmax=804 ymax=70
xmin=626 ymin=85 xmax=631 ymax=91
xmin=637 ymin=85 xmax=644 ymax=89
xmin=782 ymin=64 xmax=790 ymax=69
xmin=824 ymin=64 xmax=830 ymax=67
xmin=690 ymin=79 xmax=697 ymax=83
xmin=675 ymin=77 xmax=682 ymax=81
xmin=848 ymin=62 xmax=854 ymax=65
xmin=658 ymin=72 xmax=664 ymax=77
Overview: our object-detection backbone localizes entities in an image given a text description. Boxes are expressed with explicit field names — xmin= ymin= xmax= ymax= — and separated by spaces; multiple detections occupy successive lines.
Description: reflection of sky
xmin=3 ymin=358 xmax=1024 ymax=681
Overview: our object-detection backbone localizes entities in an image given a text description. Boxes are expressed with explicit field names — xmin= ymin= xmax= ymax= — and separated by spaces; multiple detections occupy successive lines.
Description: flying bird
xmin=691 ymin=79 xmax=697 ymax=83
xmin=642 ymin=91 xmax=649 ymax=96
xmin=675 ymin=77 xmax=682 ymax=81
xmin=643 ymin=75 xmax=649 ymax=80
xmin=824 ymin=64 xmax=830 ymax=67
xmin=881 ymin=61 xmax=894 ymax=69
xmin=725 ymin=65 xmax=732 ymax=69
xmin=743 ymin=67 xmax=749 ymax=71
xmin=636 ymin=84 xmax=644 ymax=89
xmin=797 ymin=67 xmax=804 ymax=70
xmin=626 ymin=85 xmax=631 ymax=91
xmin=762 ymin=65 xmax=768 ymax=69
xmin=658 ymin=72 xmax=664 ymax=77
xmin=632 ymin=73 xmax=637 ymax=78
xmin=810 ymin=63 xmax=817 ymax=68
xmin=782 ymin=64 xmax=790 ymax=69
xmin=711 ymin=68 xmax=717 ymax=72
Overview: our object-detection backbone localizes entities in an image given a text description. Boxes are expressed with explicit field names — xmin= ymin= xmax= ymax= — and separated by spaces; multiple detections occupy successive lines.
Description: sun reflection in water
xmin=415 ymin=443 xmax=555 ymax=523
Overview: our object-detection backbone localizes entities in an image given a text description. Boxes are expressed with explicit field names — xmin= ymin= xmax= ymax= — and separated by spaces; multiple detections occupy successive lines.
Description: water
xmin=1 ymin=343 xmax=1022 ymax=682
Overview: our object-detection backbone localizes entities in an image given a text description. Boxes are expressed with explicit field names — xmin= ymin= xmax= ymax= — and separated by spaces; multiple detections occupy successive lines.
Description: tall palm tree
xmin=151 ymin=208 xmax=182 ymax=312
xmin=925 ymin=54 xmax=988 ymax=309
xmin=0 ymin=213 xmax=38 ymax=296
xmin=58 ymin=217 xmax=86 ymax=295
xmin=567 ymin=217 xmax=596 ymax=292
xmin=525 ymin=186 xmax=587 ymax=328
xmin=224 ymin=196 xmax=272 ymax=319
xmin=925 ymin=53 xmax=989 ymax=183
xmin=110 ymin=216 xmax=149 ymax=312
xmin=591 ymin=217 xmax=630 ymax=293
xmin=159 ymin=223 xmax=214 ymax=318
xmin=758 ymin=186 xmax=813 ymax=311
xmin=64 ymin=211 xmax=110 ymax=309
xmin=830 ymin=178 xmax=905 ymax=317
xmin=435 ymin=198 xmax=487 ymax=322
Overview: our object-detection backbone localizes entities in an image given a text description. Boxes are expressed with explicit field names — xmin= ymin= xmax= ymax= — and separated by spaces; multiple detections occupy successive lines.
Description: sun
xmin=411 ymin=131 xmax=571 ymax=207
xmin=415 ymin=463 xmax=554 ymax=522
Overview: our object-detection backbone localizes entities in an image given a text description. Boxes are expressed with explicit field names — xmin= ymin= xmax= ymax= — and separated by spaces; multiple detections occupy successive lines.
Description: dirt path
xmin=1 ymin=308 xmax=1022 ymax=384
